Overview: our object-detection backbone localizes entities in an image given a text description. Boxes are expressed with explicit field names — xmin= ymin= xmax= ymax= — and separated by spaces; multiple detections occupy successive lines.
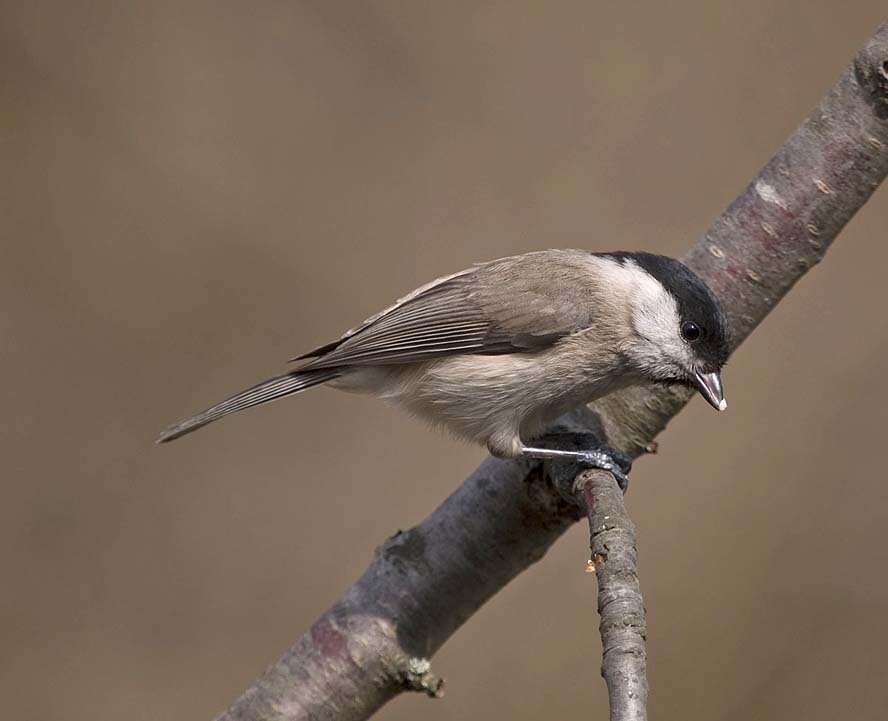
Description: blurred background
xmin=3 ymin=2 xmax=888 ymax=720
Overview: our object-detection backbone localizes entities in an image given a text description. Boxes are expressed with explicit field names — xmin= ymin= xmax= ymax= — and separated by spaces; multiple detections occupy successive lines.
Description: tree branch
xmin=578 ymin=470 xmax=647 ymax=721
xmin=217 ymin=21 xmax=888 ymax=721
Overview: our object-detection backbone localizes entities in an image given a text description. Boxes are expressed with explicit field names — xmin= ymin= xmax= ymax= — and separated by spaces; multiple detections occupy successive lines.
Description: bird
xmin=157 ymin=250 xmax=729 ymax=480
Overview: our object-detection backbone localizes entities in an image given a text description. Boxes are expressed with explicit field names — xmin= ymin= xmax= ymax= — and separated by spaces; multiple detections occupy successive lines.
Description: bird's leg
xmin=520 ymin=431 xmax=633 ymax=491
xmin=521 ymin=446 xmax=631 ymax=490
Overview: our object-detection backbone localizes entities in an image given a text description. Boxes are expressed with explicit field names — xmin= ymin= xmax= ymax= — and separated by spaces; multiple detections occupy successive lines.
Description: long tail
xmin=156 ymin=368 xmax=341 ymax=443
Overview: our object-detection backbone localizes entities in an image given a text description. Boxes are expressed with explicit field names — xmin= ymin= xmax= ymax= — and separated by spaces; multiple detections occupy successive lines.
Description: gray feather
xmin=300 ymin=250 xmax=602 ymax=370
xmin=156 ymin=368 xmax=340 ymax=443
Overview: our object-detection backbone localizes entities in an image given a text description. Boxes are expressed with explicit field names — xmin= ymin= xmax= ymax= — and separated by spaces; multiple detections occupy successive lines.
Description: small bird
xmin=158 ymin=250 xmax=729 ymax=479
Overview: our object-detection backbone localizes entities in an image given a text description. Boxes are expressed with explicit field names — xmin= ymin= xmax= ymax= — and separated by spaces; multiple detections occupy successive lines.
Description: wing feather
xmin=299 ymin=250 xmax=603 ymax=370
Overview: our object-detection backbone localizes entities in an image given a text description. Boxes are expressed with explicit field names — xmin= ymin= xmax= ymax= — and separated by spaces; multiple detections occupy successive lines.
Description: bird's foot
xmin=573 ymin=448 xmax=632 ymax=490
xmin=522 ymin=431 xmax=632 ymax=492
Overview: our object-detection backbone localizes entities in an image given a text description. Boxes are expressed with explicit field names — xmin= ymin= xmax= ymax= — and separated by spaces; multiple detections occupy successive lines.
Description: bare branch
xmin=577 ymin=470 xmax=647 ymax=721
xmin=217 ymin=21 xmax=888 ymax=721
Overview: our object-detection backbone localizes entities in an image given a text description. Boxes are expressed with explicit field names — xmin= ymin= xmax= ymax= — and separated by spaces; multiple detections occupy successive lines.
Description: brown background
xmin=3 ymin=2 xmax=888 ymax=720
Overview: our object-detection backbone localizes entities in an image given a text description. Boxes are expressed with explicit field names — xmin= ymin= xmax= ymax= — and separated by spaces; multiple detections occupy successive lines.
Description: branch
xmin=578 ymin=470 xmax=647 ymax=721
xmin=217 ymin=21 xmax=888 ymax=721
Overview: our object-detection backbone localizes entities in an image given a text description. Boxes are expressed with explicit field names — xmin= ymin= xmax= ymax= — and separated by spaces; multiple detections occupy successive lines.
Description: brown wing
xmin=298 ymin=250 xmax=602 ymax=370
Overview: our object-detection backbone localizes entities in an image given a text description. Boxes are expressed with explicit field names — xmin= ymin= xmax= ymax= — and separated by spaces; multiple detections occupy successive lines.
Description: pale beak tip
xmin=692 ymin=370 xmax=726 ymax=412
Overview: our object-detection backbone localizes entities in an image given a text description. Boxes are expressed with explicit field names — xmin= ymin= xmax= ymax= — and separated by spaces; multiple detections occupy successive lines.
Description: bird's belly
xmin=357 ymin=353 xmax=621 ymax=451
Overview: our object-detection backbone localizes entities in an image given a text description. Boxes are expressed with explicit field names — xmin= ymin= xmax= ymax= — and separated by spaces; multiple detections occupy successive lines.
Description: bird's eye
xmin=681 ymin=321 xmax=702 ymax=342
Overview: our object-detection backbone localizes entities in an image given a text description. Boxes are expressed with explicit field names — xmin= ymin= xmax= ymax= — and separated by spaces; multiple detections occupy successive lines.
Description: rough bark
xmin=577 ymin=470 xmax=647 ymax=721
xmin=217 ymin=21 xmax=888 ymax=721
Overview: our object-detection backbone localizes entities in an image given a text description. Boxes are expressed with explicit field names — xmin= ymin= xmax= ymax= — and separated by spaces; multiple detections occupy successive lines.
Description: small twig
xmin=399 ymin=657 xmax=445 ymax=698
xmin=576 ymin=471 xmax=647 ymax=721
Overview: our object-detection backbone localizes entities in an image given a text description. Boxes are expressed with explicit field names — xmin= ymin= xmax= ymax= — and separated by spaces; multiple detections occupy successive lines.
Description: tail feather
xmin=157 ymin=368 xmax=340 ymax=443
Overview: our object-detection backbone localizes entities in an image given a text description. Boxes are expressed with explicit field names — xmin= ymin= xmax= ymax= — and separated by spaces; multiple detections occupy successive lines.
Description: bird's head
xmin=604 ymin=252 xmax=730 ymax=411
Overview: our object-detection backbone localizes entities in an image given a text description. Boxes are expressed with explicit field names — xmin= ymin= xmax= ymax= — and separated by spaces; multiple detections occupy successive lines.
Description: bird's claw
xmin=575 ymin=449 xmax=631 ymax=491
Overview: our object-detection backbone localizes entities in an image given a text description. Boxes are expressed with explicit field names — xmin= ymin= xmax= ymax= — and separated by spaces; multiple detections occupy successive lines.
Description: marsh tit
xmin=158 ymin=250 xmax=729 ymax=480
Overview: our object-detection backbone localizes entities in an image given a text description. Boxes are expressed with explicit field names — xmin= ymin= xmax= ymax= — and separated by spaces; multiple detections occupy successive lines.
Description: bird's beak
xmin=693 ymin=370 xmax=727 ymax=411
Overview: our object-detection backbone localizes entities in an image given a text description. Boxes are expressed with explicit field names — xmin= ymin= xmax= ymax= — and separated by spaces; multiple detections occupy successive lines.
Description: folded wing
xmin=299 ymin=250 xmax=602 ymax=370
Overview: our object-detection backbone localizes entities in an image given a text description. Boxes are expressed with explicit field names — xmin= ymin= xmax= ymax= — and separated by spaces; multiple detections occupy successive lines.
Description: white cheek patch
xmin=589 ymin=255 xmax=697 ymax=374
xmin=623 ymin=261 xmax=694 ymax=370
xmin=632 ymin=273 xmax=676 ymax=337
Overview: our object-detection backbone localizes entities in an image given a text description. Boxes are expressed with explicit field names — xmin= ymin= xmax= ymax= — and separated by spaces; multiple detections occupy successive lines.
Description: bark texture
xmin=217 ymin=21 xmax=888 ymax=721
xmin=578 ymin=470 xmax=647 ymax=721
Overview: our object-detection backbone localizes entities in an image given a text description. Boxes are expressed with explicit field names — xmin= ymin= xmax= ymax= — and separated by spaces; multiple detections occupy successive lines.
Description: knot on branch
xmin=375 ymin=527 xmax=432 ymax=577
xmin=853 ymin=24 xmax=888 ymax=118
xmin=400 ymin=657 xmax=444 ymax=698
